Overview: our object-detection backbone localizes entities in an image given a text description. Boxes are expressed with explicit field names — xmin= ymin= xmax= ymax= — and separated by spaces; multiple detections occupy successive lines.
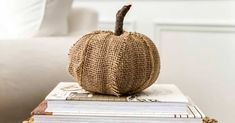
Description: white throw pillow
xmin=0 ymin=0 xmax=73 ymax=38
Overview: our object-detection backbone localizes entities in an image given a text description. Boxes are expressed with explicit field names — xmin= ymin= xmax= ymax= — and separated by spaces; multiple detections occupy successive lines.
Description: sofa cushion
xmin=68 ymin=7 xmax=98 ymax=36
xmin=0 ymin=37 xmax=78 ymax=123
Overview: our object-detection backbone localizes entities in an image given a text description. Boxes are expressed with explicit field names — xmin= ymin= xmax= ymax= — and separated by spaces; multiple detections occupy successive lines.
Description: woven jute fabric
xmin=203 ymin=117 xmax=218 ymax=123
xmin=68 ymin=31 xmax=160 ymax=96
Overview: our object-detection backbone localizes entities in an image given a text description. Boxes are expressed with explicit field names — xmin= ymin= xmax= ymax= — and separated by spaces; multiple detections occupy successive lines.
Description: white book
xmin=45 ymin=82 xmax=188 ymax=114
xmin=33 ymin=104 xmax=204 ymax=123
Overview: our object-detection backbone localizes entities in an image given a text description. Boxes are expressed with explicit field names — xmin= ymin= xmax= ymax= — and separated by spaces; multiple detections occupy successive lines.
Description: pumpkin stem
xmin=114 ymin=4 xmax=131 ymax=36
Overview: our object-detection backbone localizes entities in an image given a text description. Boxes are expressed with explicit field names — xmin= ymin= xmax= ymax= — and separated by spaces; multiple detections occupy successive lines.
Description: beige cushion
xmin=68 ymin=7 xmax=98 ymax=36
xmin=0 ymin=37 xmax=77 ymax=122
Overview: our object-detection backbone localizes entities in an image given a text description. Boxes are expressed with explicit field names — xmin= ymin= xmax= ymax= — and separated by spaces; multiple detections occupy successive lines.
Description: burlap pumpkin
xmin=68 ymin=5 xmax=160 ymax=96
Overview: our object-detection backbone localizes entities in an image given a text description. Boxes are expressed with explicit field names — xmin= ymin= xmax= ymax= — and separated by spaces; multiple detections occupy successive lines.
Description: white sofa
xmin=0 ymin=7 xmax=98 ymax=123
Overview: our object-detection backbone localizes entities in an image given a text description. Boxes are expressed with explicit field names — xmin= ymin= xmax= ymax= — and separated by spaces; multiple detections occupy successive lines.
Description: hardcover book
xmin=45 ymin=82 xmax=189 ymax=114
xmin=32 ymin=100 xmax=205 ymax=123
xmin=46 ymin=82 xmax=188 ymax=103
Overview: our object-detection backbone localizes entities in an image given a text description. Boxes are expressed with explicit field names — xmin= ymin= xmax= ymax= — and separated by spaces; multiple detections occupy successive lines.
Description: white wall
xmin=75 ymin=0 xmax=235 ymax=123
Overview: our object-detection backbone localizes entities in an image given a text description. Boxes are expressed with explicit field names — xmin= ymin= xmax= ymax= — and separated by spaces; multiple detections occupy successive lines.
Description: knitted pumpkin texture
xmin=68 ymin=5 xmax=160 ymax=96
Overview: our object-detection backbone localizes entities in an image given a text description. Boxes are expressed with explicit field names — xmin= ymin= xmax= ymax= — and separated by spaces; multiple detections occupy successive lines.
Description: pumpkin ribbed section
xmin=68 ymin=31 xmax=160 ymax=96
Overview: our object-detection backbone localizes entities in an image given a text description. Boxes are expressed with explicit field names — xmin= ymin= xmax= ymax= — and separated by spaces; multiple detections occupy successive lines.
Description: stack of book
xmin=31 ymin=82 xmax=205 ymax=123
